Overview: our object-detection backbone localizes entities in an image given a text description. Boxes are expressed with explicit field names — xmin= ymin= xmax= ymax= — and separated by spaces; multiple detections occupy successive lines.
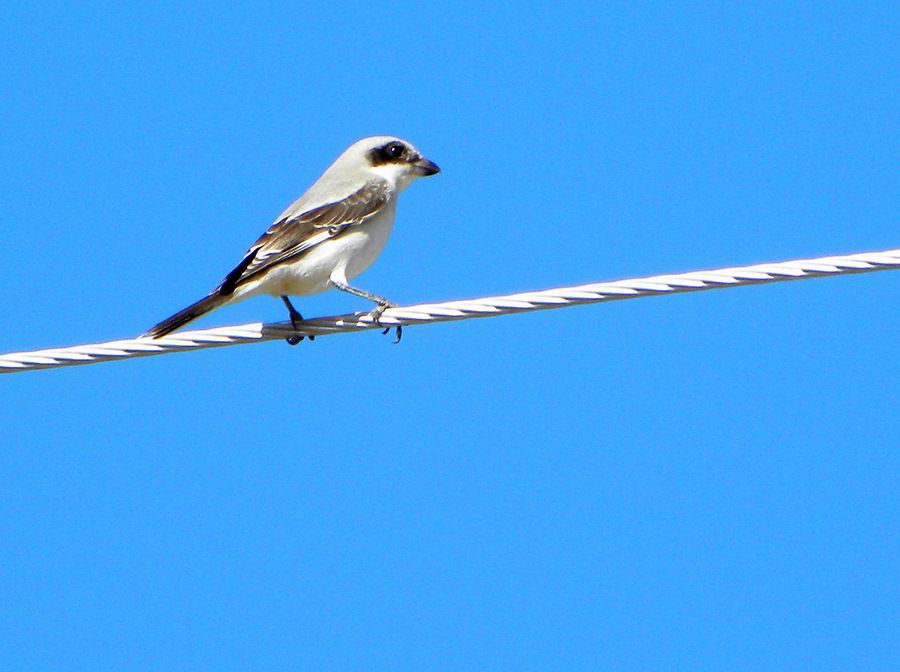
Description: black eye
xmin=385 ymin=143 xmax=405 ymax=160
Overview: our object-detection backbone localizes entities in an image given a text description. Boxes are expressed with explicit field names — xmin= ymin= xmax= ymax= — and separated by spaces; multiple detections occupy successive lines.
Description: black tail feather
xmin=141 ymin=293 xmax=228 ymax=339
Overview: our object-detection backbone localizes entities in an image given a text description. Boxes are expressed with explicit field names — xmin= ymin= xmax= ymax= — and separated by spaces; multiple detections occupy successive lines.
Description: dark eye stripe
xmin=367 ymin=142 xmax=410 ymax=166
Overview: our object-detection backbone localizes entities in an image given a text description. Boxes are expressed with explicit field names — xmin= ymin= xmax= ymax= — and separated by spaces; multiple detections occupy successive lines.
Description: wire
xmin=2 ymin=247 xmax=898 ymax=374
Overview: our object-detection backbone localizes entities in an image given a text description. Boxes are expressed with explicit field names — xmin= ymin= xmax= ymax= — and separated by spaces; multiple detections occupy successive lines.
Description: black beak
xmin=414 ymin=157 xmax=440 ymax=176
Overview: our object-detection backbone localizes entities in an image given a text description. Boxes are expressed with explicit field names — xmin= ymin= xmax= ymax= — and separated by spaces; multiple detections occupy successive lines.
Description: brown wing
xmin=218 ymin=182 xmax=389 ymax=295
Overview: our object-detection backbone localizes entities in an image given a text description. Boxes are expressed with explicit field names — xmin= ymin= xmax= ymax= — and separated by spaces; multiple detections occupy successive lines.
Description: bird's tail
xmin=141 ymin=293 xmax=229 ymax=339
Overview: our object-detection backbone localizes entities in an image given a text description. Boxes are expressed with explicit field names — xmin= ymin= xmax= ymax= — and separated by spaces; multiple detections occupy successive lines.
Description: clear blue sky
xmin=2 ymin=3 xmax=898 ymax=670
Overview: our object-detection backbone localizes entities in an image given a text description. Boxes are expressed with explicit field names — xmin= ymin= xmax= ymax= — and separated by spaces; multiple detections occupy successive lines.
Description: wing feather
xmin=217 ymin=181 xmax=389 ymax=292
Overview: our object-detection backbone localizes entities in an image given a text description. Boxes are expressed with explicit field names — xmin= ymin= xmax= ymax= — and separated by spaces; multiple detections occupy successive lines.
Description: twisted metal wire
xmin=2 ymin=247 xmax=898 ymax=374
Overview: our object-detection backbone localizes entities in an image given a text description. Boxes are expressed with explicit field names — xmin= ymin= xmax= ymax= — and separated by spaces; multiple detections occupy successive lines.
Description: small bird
xmin=142 ymin=136 xmax=440 ymax=344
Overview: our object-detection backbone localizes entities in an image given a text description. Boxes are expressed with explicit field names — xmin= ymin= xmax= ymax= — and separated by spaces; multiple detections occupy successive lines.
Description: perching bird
xmin=142 ymin=136 xmax=440 ymax=344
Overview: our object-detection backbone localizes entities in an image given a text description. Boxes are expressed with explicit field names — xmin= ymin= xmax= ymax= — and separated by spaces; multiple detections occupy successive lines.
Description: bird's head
xmin=338 ymin=136 xmax=440 ymax=191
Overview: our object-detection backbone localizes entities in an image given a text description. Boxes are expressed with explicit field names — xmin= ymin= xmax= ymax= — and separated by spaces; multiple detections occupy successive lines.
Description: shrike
xmin=142 ymin=136 xmax=439 ymax=344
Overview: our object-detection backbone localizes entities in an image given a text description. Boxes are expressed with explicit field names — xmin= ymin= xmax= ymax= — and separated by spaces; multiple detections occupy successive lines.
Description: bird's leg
xmin=280 ymin=295 xmax=314 ymax=345
xmin=328 ymin=279 xmax=403 ymax=344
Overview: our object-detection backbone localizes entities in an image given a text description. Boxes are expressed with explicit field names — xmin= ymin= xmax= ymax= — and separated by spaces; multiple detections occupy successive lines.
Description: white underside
xmin=229 ymin=203 xmax=397 ymax=304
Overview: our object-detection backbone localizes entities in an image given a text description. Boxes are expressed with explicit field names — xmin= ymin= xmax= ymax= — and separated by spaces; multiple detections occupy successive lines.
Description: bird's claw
xmin=381 ymin=325 xmax=403 ymax=344
xmin=371 ymin=301 xmax=402 ymax=344
xmin=286 ymin=331 xmax=314 ymax=346
xmin=281 ymin=296 xmax=314 ymax=346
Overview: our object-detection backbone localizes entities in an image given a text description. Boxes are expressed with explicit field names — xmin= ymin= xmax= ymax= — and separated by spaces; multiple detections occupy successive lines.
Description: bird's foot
xmin=281 ymin=295 xmax=314 ymax=346
xmin=371 ymin=301 xmax=402 ymax=344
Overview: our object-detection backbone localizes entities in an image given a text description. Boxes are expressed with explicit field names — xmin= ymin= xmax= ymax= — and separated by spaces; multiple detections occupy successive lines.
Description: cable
xmin=2 ymin=247 xmax=898 ymax=374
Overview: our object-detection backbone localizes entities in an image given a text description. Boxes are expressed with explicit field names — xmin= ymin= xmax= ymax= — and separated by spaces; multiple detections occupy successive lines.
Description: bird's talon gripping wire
xmin=380 ymin=325 xmax=403 ymax=343
xmin=370 ymin=301 xmax=402 ymax=344
xmin=281 ymin=295 xmax=310 ymax=346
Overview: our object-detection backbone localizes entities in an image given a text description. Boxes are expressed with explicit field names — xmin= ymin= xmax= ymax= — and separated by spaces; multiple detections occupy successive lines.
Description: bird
xmin=141 ymin=136 xmax=440 ymax=344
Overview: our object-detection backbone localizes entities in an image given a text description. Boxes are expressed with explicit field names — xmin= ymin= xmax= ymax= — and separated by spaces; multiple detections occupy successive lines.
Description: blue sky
xmin=1 ymin=2 xmax=898 ymax=670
